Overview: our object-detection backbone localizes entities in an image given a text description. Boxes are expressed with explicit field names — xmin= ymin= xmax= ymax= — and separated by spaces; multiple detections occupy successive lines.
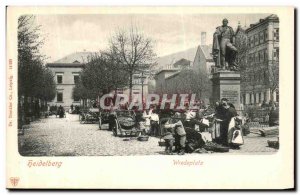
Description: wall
xmin=241 ymin=17 xmax=279 ymax=106
xmin=48 ymin=66 xmax=83 ymax=109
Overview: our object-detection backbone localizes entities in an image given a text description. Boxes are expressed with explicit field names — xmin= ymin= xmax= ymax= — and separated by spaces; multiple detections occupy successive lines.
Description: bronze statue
xmin=212 ymin=18 xmax=238 ymax=71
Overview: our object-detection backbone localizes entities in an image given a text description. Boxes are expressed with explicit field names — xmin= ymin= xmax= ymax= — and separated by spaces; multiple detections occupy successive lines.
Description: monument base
xmin=210 ymin=71 xmax=241 ymax=110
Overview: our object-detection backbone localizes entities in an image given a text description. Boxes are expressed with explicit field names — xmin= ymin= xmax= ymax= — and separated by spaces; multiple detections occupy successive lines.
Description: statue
xmin=212 ymin=18 xmax=238 ymax=71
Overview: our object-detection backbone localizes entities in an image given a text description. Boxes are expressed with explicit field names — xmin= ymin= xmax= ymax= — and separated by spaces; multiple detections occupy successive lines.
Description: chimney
xmin=201 ymin=32 xmax=206 ymax=45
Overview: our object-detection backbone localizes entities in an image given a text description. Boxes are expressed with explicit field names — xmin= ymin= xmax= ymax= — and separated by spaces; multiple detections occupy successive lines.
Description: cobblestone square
xmin=18 ymin=113 xmax=278 ymax=156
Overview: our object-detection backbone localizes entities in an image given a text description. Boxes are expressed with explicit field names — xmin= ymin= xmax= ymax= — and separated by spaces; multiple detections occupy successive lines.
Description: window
xmin=258 ymin=51 xmax=262 ymax=62
xmin=254 ymin=93 xmax=257 ymax=103
xmin=243 ymin=94 xmax=246 ymax=104
xmin=254 ymin=34 xmax=259 ymax=46
xmin=255 ymin=52 xmax=259 ymax=63
xmin=57 ymin=92 xmax=63 ymax=102
xmin=264 ymin=29 xmax=268 ymax=41
xmin=263 ymin=71 xmax=268 ymax=83
xmin=74 ymin=75 xmax=79 ymax=84
xmin=264 ymin=49 xmax=268 ymax=62
xmin=259 ymin=32 xmax=264 ymax=44
xmin=250 ymin=36 xmax=254 ymax=48
xmin=259 ymin=93 xmax=261 ymax=103
xmin=249 ymin=94 xmax=252 ymax=104
xmin=273 ymin=48 xmax=279 ymax=61
xmin=264 ymin=91 xmax=267 ymax=101
xmin=274 ymin=28 xmax=279 ymax=41
xmin=276 ymin=90 xmax=279 ymax=102
xmin=260 ymin=50 xmax=264 ymax=62
xmin=248 ymin=37 xmax=251 ymax=48
xmin=57 ymin=75 xmax=63 ymax=84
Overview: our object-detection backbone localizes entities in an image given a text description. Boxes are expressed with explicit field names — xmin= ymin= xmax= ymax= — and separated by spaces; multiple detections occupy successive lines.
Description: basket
xmin=158 ymin=138 xmax=166 ymax=147
xmin=137 ymin=136 xmax=149 ymax=141
xmin=267 ymin=140 xmax=279 ymax=149
xmin=203 ymin=142 xmax=229 ymax=153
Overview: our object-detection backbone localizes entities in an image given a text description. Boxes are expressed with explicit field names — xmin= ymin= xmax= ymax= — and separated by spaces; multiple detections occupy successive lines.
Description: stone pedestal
xmin=211 ymin=71 xmax=241 ymax=110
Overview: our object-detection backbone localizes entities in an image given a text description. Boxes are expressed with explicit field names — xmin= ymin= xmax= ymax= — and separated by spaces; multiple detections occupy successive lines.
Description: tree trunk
xmin=129 ymin=73 xmax=133 ymax=102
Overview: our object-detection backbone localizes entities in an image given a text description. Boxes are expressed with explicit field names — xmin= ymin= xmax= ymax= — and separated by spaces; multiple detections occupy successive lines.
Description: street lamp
xmin=137 ymin=71 xmax=147 ymax=106
xmin=141 ymin=72 xmax=146 ymax=104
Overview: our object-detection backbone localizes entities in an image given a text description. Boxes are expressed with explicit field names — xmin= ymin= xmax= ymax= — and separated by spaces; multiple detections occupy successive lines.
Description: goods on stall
xmin=267 ymin=140 xmax=279 ymax=149
xmin=113 ymin=111 xmax=142 ymax=137
xmin=158 ymin=138 xmax=166 ymax=147
xmin=137 ymin=135 xmax=149 ymax=141
xmin=259 ymin=126 xmax=279 ymax=136
xmin=203 ymin=141 xmax=229 ymax=152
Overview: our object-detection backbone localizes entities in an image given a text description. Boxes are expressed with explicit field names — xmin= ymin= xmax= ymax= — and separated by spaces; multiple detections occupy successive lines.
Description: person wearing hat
xmin=164 ymin=112 xmax=186 ymax=155
xmin=219 ymin=98 xmax=237 ymax=146
xmin=213 ymin=18 xmax=238 ymax=71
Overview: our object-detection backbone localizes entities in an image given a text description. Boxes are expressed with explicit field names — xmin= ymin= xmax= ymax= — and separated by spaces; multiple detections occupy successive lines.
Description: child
xmin=164 ymin=112 xmax=186 ymax=155
xmin=162 ymin=130 xmax=175 ymax=155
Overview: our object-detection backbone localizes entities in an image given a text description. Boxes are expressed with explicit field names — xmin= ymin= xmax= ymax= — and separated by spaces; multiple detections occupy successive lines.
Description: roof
xmin=165 ymin=71 xmax=180 ymax=80
xmin=46 ymin=63 xmax=85 ymax=68
xmin=155 ymin=46 xmax=198 ymax=69
xmin=246 ymin=14 xmax=279 ymax=33
xmin=54 ymin=51 xmax=95 ymax=63
xmin=199 ymin=45 xmax=213 ymax=60
xmin=155 ymin=68 xmax=180 ymax=76
xmin=173 ymin=58 xmax=191 ymax=66
xmin=235 ymin=24 xmax=246 ymax=35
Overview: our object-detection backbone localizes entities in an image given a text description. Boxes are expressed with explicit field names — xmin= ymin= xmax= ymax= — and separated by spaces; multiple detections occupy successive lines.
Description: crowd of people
xmin=102 ymin=98 xmax=243 ymax=155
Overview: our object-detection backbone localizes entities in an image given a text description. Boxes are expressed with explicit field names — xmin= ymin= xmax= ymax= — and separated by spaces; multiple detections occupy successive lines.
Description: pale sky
xmin=35 ymin=14 xmax=270 ymax=63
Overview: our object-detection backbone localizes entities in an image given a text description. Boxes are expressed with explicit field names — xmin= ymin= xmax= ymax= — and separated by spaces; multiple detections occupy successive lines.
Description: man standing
xmin=109 ymin=109 xmax=116 ymax=132
xmin=150 ymin=109 xmax=160 ymax=136
xmin=213 ymin=18 xmax=238 ymax=71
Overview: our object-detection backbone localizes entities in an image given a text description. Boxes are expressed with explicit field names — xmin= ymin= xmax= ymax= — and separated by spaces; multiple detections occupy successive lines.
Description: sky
xmin=34 ymin=13 xmax=270 ymax=63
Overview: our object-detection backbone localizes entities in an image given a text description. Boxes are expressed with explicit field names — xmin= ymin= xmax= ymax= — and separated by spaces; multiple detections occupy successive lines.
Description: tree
xmin=235 ymin=26 xmax=248 ymax=71
xmin=268 ymin=62 xmax=279 ymax=102
xmin=18 ymin=15 xmax=56 ymax=120
xmin=72 ymin=77 xmax=98 ymax=104
xmin=77 ymin=52 xmax=129 ymax=101
xmin=164 ymin=69 xmax=212 ymax=101
xmin=108 ymin=26 xmax=156 ymax=101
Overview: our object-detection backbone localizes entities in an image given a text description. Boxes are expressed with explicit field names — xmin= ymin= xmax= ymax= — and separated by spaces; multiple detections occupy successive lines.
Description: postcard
xmin=6 ymin=6 xmax=294 ymax=189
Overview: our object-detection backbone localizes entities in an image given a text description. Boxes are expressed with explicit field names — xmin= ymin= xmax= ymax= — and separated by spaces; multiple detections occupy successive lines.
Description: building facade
xmin=46 ymin=63 xmax=84 ymax=108
xmin=47 ymin=51 xmax=153 ymax=107
xmin=192 ymin=45 xmax=214 ymax=76
xmin=46 ymin=51 xmax=92 ymax=108
xmin=154 ymin=69 xmax=180 ymax=95
xmin=154 ymin=32 xmax=213 ymax=103
xmin=240 ymin=14 xmax=279 ymax=106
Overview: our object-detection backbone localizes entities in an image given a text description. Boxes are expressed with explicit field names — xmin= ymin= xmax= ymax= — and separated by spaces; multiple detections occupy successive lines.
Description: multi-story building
xmin=154 ymin=32 xmax=213 ymax=102
xmin=47 ymin=51 xmax=152 ymax=107
xmin=154 ymin=69 xmax=180 ymax=95
xmin=240 ymin=14 xmax=279 ymax=106
xmin=46 ymin=51 xmax=92 ymax=109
